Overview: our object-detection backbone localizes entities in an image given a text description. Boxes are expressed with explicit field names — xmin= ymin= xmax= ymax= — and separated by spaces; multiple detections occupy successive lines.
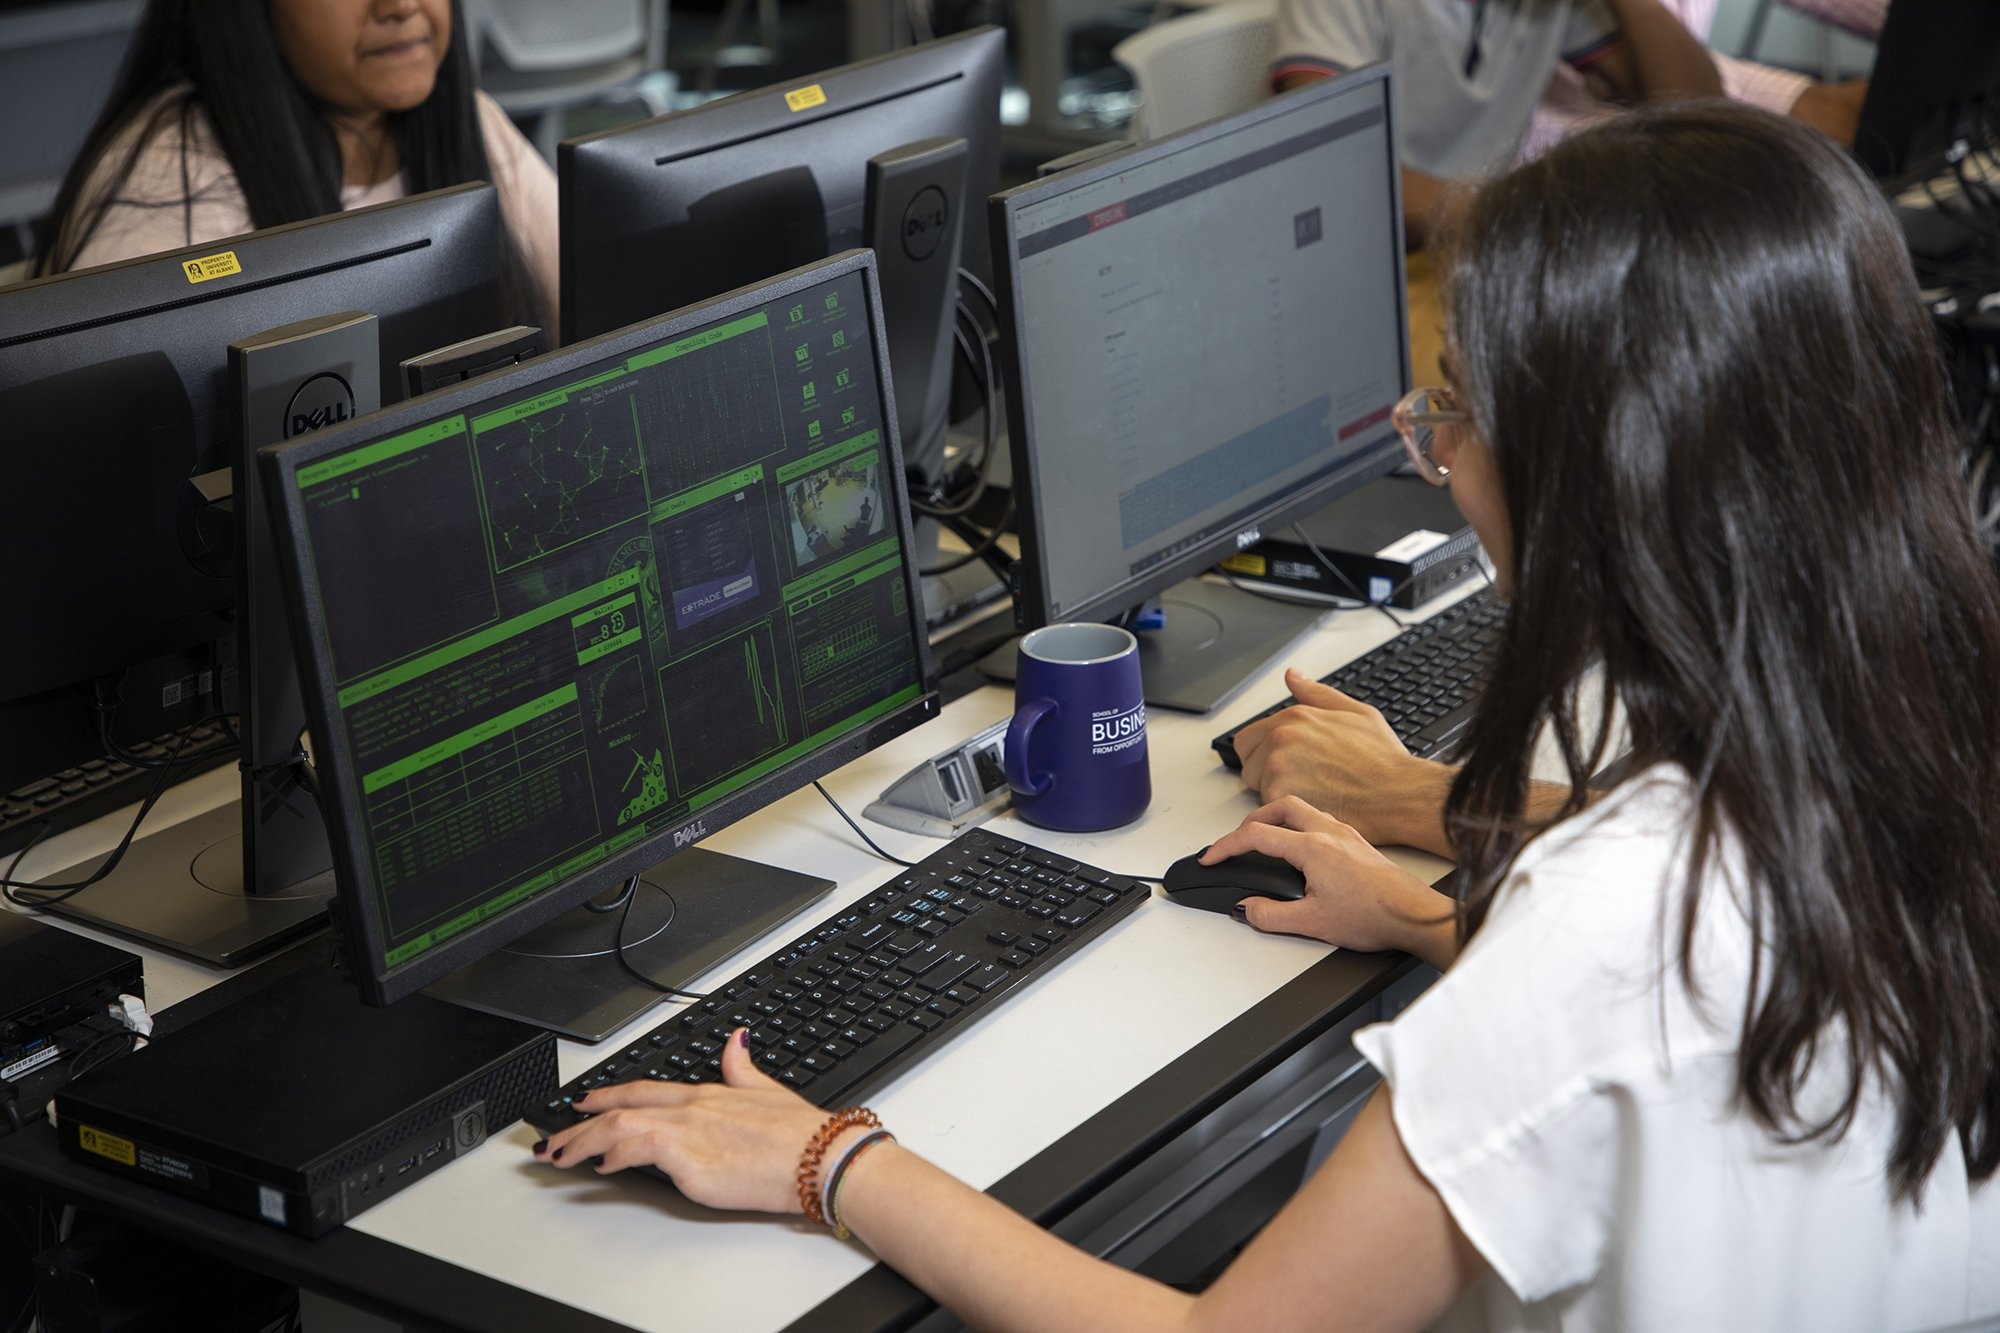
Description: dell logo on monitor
xmin=1235 ymin=526 xmax=1262 ymax=550
xmin=673 ymin=819 xmax=709 ymax=850
xmin=901 ymin=186 xmax=950 ymax=262
xmin=284 ymin=371 xmax=355 ymax=438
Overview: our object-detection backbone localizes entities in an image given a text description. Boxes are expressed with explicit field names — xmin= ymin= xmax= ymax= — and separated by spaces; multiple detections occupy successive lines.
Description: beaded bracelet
xmin=797 ymin=1107 xmax=882 ymax=1225
xmin=822 ymin=1129 xmax=895 ymax=1241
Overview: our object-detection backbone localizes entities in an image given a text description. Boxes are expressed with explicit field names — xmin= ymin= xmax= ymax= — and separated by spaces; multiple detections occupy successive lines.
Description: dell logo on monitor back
xmin=284 ymin=371 xmax=356 ymax=438
xmin=901 ymin=186 xmax=949 ymax=262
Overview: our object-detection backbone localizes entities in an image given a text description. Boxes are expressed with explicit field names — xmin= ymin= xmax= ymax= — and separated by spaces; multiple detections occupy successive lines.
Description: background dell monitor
xmin=260 ymin=250 xmax=938 ymax=1033
xmin=1853 ymin=0 xmax=2000 ymax=182
xmin=0 ymin=183 xmax=508 ymax=962
xmin=988 ymin=67 xmax=1412 ymax=711
xmin=558 ymin=27 xmax=1004 ymax=487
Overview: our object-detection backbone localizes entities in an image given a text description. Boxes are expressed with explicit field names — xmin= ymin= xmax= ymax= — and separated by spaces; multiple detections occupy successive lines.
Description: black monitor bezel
xmin=988 ymin=65 xmax=1412 ymax=632
xmin=1853 ymin=0 xmax=2000 ymax=181
xmin=556 ymin=25 xmax=1005 ymax=347
xmin=0 ymin=181 xmax=504 ymax=705
xmin=260 ymin=249 xmax=941 ymax=1006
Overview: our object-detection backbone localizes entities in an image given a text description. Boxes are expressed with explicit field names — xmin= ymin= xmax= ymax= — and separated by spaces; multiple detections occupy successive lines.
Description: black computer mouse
xmin=1161 ymin=847 xmax=1309 ymax=915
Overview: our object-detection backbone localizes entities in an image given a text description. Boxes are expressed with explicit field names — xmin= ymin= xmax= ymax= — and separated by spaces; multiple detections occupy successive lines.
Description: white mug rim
xmin=1019 ymin=622 xmax=1138 ymax=667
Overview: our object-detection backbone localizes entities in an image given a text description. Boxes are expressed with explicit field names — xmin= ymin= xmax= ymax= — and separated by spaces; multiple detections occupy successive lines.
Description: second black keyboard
xmin=527 ymin=826 xmax=1150 ymax=1132
xmin=1212 ymin=587 xmax=1505 ymax=770
xmin=0 ymin=724 xmax=238 ymax=857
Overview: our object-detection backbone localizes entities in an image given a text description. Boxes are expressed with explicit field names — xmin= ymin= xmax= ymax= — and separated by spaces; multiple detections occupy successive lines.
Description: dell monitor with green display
xmin=988 ymin=67 xmax=1413 ymax=712
xmin=260 ymin=250 xmax=938 ymax=1038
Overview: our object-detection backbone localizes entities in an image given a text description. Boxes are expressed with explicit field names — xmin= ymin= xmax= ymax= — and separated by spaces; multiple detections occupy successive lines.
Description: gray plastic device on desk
xmin=866 ymin=718 xmax=1010 ymax=837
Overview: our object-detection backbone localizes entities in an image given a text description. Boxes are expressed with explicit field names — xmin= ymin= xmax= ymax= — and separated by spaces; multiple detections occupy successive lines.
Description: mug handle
xmin=1004 ymin=698 xmax=1056 ymax=798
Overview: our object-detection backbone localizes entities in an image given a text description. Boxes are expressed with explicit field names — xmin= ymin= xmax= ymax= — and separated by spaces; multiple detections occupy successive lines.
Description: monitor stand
xmin=978 ymin=576 xmax=1324 ymax=713
xmin=33 ymin=803 xmax=333 ymax=967
xmin=423 ymin=847 xmax=835 ymax=1043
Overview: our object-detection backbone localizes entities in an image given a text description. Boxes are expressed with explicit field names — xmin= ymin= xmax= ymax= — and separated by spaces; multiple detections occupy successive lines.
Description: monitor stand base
xmin=34 ymin=803 xmax=332 ymax=968
xmin=977 ymin=577 xmax=1324 ymax=714
xmin=424 ymin=848 xmax=836 ymax=1043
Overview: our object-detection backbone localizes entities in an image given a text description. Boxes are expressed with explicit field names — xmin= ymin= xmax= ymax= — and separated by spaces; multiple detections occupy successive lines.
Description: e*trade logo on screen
xmin=284 ymin=371 xmax=356 ymax=438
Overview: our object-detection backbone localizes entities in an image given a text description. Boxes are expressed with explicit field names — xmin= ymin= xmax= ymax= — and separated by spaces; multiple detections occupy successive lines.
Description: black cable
xmin=1 ymin=720 xmax=208 ymax=905
xmin=815 ymin=780 xmax=917 ymax=865
xmin=813 ymin=778 xmax=1167 ymax=883
xmin=1290 ymin=520 xmax=1411 ymax=630
xmin=931 ymin=507 xmax=1016 ymax=585
xmin=957 ymin=267 xmax=1000 ymax=327
xmin=921 ymin=492 xmax=1015 ymax=577
xmin=910 ymin=303 xmax=999 ymax=519
xmin=611 ymin=874 xmax=711 ymax=1001
xmin=63 ymin=1027 xmax=138 ymax=1081
xmin=90 ymin=675 xmax=235 ymax=771
xmin=581 ymin=880 xmax=637 ymax=915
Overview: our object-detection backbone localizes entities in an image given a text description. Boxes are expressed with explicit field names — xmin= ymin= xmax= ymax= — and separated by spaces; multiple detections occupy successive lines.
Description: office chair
xmin=1739 ymin=0 xmax=1885 ymax=81
xmin=466 ymin=0 xmax=671 ymax=162
xmin=0 ymin=0 xmax=142 ymax=258
xmin=1111 ymin=0 xmax=1276 ymax=141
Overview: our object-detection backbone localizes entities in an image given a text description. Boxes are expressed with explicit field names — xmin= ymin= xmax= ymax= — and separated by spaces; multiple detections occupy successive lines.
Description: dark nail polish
xmin=735 ymin=1028 xmax=750 ymax=1049
xmin=1230 ymin=902 xmax=1248 ymax=921
xmin=532 ymin=1139 xmax=547 ymax=1155
xmin=552 ymin=1146 xmax=564 ymax=1161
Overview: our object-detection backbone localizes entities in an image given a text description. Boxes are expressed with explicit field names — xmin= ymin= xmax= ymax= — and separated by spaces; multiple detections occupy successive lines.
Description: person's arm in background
xmin=1268 ymin=0 xmax=1457 ymax=247
xmin=1581 ymin=0 xmax=1721 ymax=103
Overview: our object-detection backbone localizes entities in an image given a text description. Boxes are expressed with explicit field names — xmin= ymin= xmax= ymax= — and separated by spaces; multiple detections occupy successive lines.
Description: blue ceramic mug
xmin=1004 ymin=624 xmax=1150 ymax=832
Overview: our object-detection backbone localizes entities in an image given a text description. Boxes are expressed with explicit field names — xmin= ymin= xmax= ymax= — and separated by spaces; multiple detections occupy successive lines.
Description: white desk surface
xmin=4 ymin=579 xmax=1480 ymax=1333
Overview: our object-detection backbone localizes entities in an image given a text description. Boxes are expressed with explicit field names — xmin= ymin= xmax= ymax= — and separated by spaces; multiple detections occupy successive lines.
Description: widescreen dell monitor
xmin=0 ymin=183 xmax=508 ymax=962
xmin=988 ymin=66 xmax=1412 ymax=712
xmin=260 ymin=250 xmax=938 ymax=1037
xmin=559 ymin=27 xmax=1004 ymax=489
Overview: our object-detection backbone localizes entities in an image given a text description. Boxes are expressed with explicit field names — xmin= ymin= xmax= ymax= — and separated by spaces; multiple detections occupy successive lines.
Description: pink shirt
xmin=60 ymin=86 xmax=558 ymax=335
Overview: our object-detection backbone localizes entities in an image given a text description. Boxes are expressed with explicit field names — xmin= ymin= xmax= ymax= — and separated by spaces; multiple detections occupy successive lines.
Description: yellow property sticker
xmin=784 ymin=84 xmax=828 ymax=112
xmin=78 ymin=1124 xmax=137 ymax=1166
xmin=1219 ymin=553 xmax=1268 ymax=577
xmin=181 ymin=251 xmax=242 ymax=284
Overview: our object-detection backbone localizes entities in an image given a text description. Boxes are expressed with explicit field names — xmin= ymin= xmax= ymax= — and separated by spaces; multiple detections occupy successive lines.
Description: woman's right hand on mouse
xmin=1202 ymin=795 xmax=1461 ymax=970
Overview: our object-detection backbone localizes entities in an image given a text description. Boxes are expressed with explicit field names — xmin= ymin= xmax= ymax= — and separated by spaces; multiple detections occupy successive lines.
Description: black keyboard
xmin=527 ymin=827 xmax=1149 ymax=1133
xmin=0 ymin=725 xmax=238 ymax=856
xmin=1212 ymin=588 xmax=1504 ymax=770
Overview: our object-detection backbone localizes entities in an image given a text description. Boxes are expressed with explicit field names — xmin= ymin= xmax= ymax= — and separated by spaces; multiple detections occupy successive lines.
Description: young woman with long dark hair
xmin=34 ymin=0 xmax=553 ymax=329
xmin=528 ymin=104 xmax=2000 ymax=1330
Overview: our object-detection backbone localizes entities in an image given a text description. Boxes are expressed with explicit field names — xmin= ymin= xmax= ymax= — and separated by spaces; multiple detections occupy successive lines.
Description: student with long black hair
xmin=34 ymin=0 xmax=554 ymax=330
xmin=528 ymin=103 xmax=2000 ymax=1330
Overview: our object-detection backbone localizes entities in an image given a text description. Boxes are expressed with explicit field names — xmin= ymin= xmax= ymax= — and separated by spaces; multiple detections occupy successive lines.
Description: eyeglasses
xmin=1392 ymin=386 xmax=1469 ymax=485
